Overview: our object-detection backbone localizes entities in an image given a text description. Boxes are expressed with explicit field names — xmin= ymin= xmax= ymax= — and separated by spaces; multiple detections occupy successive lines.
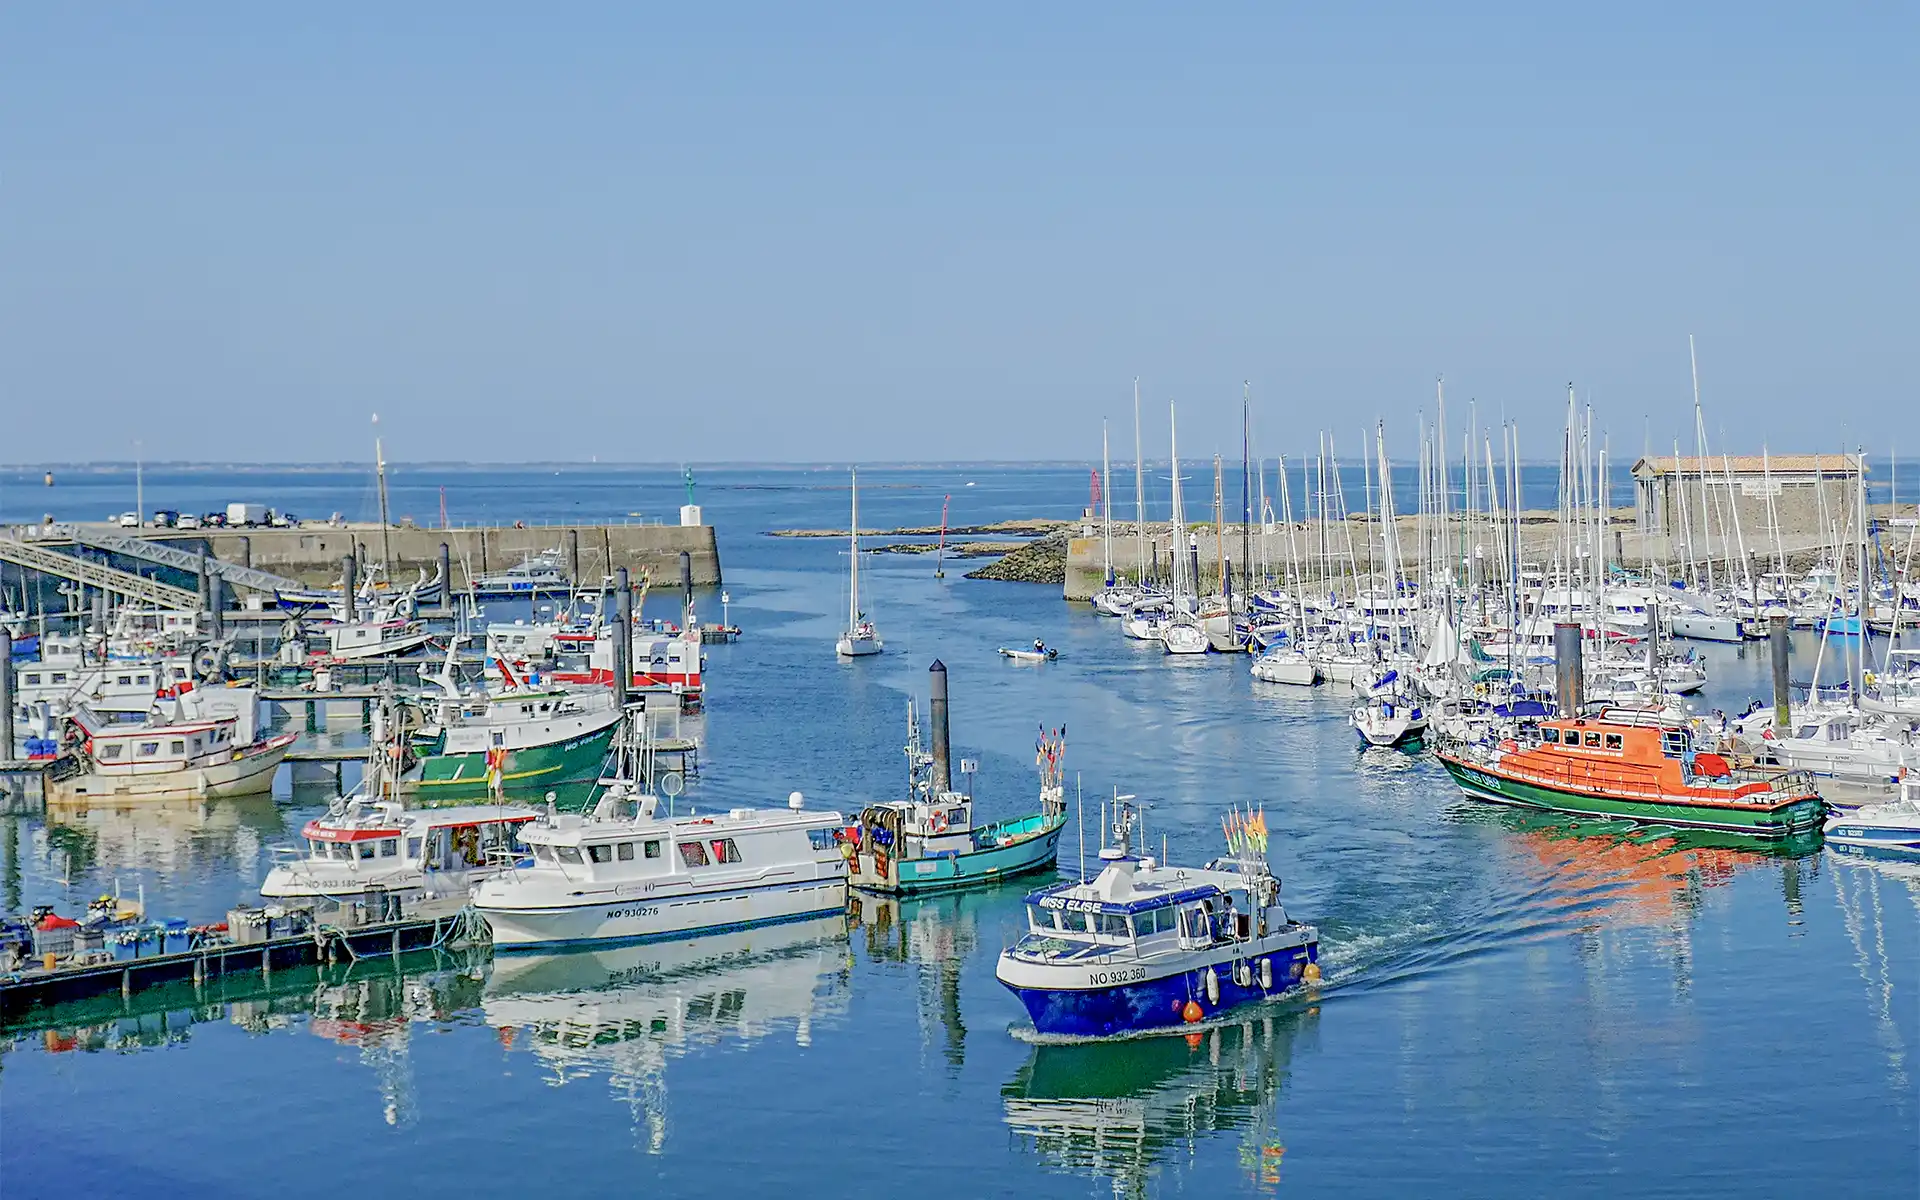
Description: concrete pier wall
xmin=202 ymin=523 xmax=721 ymax=588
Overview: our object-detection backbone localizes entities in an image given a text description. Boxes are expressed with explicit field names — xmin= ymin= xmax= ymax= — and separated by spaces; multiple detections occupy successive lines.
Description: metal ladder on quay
xmin=0 ymin=535 xmax=201 ymax=609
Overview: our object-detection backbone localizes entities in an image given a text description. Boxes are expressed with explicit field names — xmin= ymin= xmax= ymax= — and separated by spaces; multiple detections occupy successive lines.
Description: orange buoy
xmin=1181 ymin=999 xmax=1204 ymax=1023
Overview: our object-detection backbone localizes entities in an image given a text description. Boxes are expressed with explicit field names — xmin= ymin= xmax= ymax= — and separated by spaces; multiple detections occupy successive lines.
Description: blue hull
xmin=1004 ymin=942 xmax=1319 ymax=1038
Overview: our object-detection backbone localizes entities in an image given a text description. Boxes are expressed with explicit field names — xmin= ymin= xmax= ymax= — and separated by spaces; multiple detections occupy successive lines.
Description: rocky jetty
xmin=964 ymin=527 xmax=1070 ymax=583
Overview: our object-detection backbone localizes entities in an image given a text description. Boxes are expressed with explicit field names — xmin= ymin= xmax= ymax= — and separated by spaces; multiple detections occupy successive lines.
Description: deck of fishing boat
xmin=0 ymin=895 xmax=484 ymax=1026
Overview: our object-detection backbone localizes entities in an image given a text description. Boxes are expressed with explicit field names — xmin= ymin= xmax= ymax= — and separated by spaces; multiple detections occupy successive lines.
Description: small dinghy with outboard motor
xmin=1000 ymin=640 xmax=1060 ymax=663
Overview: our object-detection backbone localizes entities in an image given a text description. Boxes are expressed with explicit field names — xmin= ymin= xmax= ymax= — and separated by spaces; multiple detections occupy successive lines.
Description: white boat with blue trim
xmin=473 ymin=725 xmax=849 ymax=950
xmin=995 ymin=798 xmax=1319 ymax=1038
xmin=1823 ymin=776 xmax=1920 ymax=859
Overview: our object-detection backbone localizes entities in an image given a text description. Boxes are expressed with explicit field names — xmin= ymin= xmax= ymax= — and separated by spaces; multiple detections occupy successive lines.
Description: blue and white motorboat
xmin=995 ymin=798 xmax=1319 ymax=1038
xmin=1823 ymin=778 xmax=1920 ymax=858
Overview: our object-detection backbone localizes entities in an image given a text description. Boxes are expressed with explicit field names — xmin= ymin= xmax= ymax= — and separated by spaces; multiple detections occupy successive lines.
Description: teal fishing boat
xmin=847 ymin=661 xmax=1066 ymax=895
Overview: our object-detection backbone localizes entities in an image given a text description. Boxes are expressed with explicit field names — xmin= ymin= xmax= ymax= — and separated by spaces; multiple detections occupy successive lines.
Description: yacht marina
xmin=1 ymin=458 xmax=1914 ymax=1198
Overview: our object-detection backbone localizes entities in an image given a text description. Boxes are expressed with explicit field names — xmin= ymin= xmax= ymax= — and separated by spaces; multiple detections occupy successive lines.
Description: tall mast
xmin=374 ymin=414 xmax=393 ymax=572
xmin=1101 ymin=419 xmax=1113 ymax=587
xmin=848 ymin=468 xmax=860 ymax=628
xmin=1241 ymin=382 xmax=1252 ymax=618
xmin=1133 ymin=379 xmax=1147 ymax=587
xmin=1689 ymin=335 xmax=1716 ymax=591
xmin=1168 ymin=402 xmax=1184 ymax=600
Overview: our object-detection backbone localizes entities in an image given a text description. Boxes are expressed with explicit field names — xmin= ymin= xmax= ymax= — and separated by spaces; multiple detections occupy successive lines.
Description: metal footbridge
xmin=0 ymin=536 xmax=201 ymax=609
xmin=66 ymin=532 xmax=303 ymax=595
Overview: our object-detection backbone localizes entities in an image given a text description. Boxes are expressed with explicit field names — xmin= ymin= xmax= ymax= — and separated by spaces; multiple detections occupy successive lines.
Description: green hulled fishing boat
xmin=403 ymin=685 xmax=624 ymax=802
xmin=846 ymin=661 xmax=1067 ymax=894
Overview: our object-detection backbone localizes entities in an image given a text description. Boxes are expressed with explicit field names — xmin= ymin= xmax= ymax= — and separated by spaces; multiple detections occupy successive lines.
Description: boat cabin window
xmin=24 ymin=673 xmax=39 ymax=685
xmin=51 ymin=672 xmax=66 ymax=684
xmin=192 ymin=736 xmax=203 ymax=752
xmin=1583 ymin=732 xmax=1602 ymax=749
xmin=645 ymin=840 xmax=662 ymax=859
xmin=587 ymin=843 xmax=613 ymax=864
xmin=1094 ymin=912 xmax=1131 ymax=939
xmin=492 ymin=733 xmax=505 ymax=747
xmin=308 ymin=839 xmax=327 ymax=857
xmin=117 ymin=675 xmax=132 ymax=686
xmin=408 ymin=837 xmax=423 ymax=860
xmin=617 ymin=842 xmax=635 ymax=861
xmin=380 ymin=839 xmax=398 ymax=857
xmin=679 ymin=841 xmax=710 ymax=867
xmin=556 ymin=846 xmax=583 ymax=865
xmin=358 ymin=842 xmax=377 ymax=860
xmin=709 ymin=838 xmax=742 ymax=864
xmin=331 ymin=843 xmax=352 ymax=860
xmin=534 ymin=845 xmax=554 ymax=863
xmin=1543 ymin=728 xmax=1561 ymax=744
xmin=1604 ymin=733 xmax=1624 ymax=750
xmin=1180 ymin=905 xmax=1213 ymax=943
xmin=171 ymin=739 xmax=186 ymax=755
xmin=98 ymin=744 xmax=124 ymax=761
xmin=137 ymin=742 xmax=160 ymax=757
xmin=1661 ymin=730 xmax=1689 ymax=757
xmin=808 ymin=829 xmax=838 ymax=850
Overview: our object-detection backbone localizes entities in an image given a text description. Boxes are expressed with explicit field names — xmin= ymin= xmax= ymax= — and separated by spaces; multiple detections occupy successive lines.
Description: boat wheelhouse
xmin=262 ymin=799 xmax=540 ymax=901
xmin=50 ymin=707 xmax=293 ymax=803
xmin=995 ymin=799 xmax=1319 ymax=1038
xmin=846 ymin=695 xmax=1066 ymax=894
xmin=404 ymin=683 xmax=624 ymax=801
xmin=1436 ymin=706 xmax=1825 ymax=838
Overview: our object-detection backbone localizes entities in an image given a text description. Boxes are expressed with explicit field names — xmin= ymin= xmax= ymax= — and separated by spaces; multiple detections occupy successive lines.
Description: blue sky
xmin=2 ymin=4 xmax=1911 ymax=464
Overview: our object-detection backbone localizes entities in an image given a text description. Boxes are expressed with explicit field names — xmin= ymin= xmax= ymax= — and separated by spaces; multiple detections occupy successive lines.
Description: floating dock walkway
xmin=1 ymin=898 xmax=485 ymax=1026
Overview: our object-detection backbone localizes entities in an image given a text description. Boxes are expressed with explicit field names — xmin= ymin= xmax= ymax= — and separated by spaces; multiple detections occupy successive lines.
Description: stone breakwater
xmin=964 ymin=528 xmax=1071 ymax=583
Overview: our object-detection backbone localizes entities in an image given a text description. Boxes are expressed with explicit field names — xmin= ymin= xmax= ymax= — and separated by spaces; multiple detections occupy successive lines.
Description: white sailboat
xmin=836 ymin=468 xmax=883 ymax=658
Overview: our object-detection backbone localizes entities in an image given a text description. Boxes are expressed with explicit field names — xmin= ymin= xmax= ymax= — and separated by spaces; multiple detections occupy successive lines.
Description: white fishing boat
xmin=261 ymin=798 xmax=540 ymax=901
xmin=324 ymin=612 xmax=434 ymax=660
xmin=835 ymin=468 xmax=883 ymax=658
xmin=995 ymin=797 xmax=1319 ymax=1038
xmin=49 ymin=690 xmax=293 ymax=803
xmin=1762 ymin=710 xmax=1918 ymax=782
xmin=473 ymin=725 xmax=849 ymax=949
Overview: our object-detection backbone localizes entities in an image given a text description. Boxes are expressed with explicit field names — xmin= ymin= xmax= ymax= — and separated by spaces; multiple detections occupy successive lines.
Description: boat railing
xmin=483 ymin=847 xmax=525 ymax=875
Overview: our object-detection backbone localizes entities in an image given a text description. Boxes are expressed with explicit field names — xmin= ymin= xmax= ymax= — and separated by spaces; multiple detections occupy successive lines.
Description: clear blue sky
xmin=2 ymin=4 xmax=1911 ymax=464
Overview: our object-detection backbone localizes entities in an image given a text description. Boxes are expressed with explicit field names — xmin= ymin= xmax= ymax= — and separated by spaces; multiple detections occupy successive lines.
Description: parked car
xmin=151 ymin=510 xmax=179 ymax=528
xmin=201 ymin=512 xmax=227 ymax=528
xmin=177 ymin=514 xmax=203 ymax=530
xmin=116 ymin=512 xmax=140 ymax=528
xmin=268 ymin=510 xmax=298 ymax=527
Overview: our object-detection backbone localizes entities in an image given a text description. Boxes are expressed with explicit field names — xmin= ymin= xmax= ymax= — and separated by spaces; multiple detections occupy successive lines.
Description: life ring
xmin=929 ymin=810 xmax=948 ymax=833
xmin=1204 ymin=967 xmax=1219 ymax=1006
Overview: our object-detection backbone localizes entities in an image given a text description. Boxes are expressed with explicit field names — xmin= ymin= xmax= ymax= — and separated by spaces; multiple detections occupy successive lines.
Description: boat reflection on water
xmin=34 ymin=792 xmax=289 ymax=887
xmin=849 ymin=880 xmax=1021 ymax=1072
xmin=1002 ymin=1007 xmax=1321 ymax=1197
xmin=481 ymin=914 xmax=852 ymax=1151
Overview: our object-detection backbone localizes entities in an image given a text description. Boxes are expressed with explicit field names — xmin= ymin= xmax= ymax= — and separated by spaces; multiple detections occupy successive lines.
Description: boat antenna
xmin=1076 ymin=771 xmax=1085 ymax=881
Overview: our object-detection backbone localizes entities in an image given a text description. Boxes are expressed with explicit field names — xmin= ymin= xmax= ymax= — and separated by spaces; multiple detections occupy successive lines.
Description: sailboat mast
xmin=1101 ymin=420 xmax=1114 ymax=586
xmin=1133 ymin=379 xmax=1148 ymax=587
xmin=848 ymin=468 xmax=860 ymax=627
xmin=1169 ymin=403 xmax=1184 ymax=600
xmin=1241 ymin=382 xmax=1251 ymax=614
xmin=374 ymin=420 xmax=394 ymax=573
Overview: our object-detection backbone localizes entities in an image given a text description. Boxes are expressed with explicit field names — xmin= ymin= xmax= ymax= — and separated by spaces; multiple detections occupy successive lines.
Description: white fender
xmin=1204 ymin=966 xmax=1219 ymax=1006
xmin=1259 ymin=957 xmax=1273 ymax=990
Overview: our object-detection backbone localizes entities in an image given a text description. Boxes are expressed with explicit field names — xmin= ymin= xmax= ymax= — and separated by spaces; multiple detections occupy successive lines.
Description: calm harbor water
xmin=2 ymin=465 xmax=1915 ymax=1198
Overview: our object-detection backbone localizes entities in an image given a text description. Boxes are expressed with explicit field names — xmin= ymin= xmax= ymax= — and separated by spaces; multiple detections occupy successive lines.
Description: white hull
xmin=50 ymin=738 xmax=291 ymax=803
xmin=836 ymin=635 xmax=883 ymax=657
xmin=261 ymin=861 xmax=508 ymax=902
xmin=1251 ymin=654 xmax=1319 ymax=686
xmin=1163 ymin=624 xmax=1208 ymax=655
xmin=1318 ymin=653 xmax=1372 ymax=684
xmin=482 ymin=877 xmax=848 ymax=950
xmin=1121 ymin=615 xmax=1160 ymax=641
xmin=330 ymin=631 xmax=435 ymax=660
xmin=1668 ymin=613 xmax=1741 ymax=642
